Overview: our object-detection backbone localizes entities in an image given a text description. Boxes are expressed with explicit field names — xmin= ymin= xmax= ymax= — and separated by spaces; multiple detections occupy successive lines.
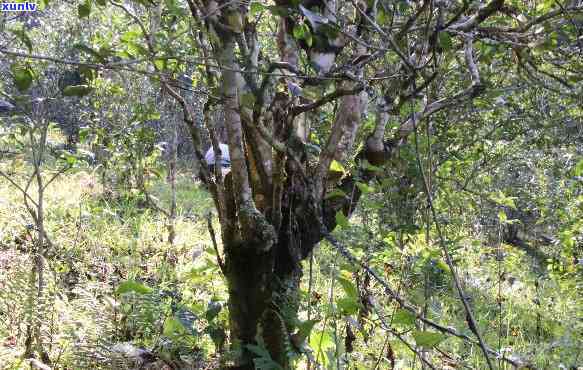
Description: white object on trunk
xmin=204 ymin=143 xmax=230 ymax=167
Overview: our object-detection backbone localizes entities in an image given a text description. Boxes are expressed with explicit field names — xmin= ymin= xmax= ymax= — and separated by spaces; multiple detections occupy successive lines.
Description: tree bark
xmin=222 ymin=165 xmax=321 ymax=369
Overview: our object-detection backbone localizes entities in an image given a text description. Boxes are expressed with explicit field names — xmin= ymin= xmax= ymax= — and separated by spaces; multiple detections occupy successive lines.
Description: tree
xmin=1 ymin=0 xmax=581 ymax=368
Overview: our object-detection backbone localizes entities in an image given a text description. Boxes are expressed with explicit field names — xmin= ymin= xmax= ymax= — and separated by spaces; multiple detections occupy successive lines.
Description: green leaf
xmin=293 ymin=24 xmax=305 ymax=39
xmin=435 ymin=259 xmax=451 ymax=274
xmin=309 ymin=329 xmax=334 ymax=359
xmin=296 ymin=319 xmax=318 ymax=343
xmin=305 ymin=33 xmax=313 ymax=47
xmin=78 ymin=0 xmax=91 ymax=18
xmin=240 ymin=92 xmax=256 ymax=109
xmin=120 ymin=29 xmax=141 ymax=43
xmin=126 ymin=41 xmax=149 ymax=57
xmin=154 ymin=58 xmax=166 ymax=71
xmin=61 ymin=152 xmax=77 ymax=166
xmin=10 ymin=64 xmax=33 ymax=92
xmin=9 ymin=28 xmax=33 ymax=52
xmin=329 ymin=160 xmax=345 ymax=174
xmin=337 ymin=276 xmax=358 ymax=299
xmin=490 ymin=191 xmax=517 ymax=209
xmin=95 ymin=0 xmax=106 ymax=6
xmin=362 ymin=160 xmax=382 ymax=173
xmin=205 ymin=301 xmax=222 ymax=322
xmin=438 ymin=32 xmax=452 ymax=51
xmin=536 ymin=0 xmax=553 ymax=12
xmin=324 ymin=189 xmax=348 ymax=200
xmin=250 ymin=2 xmax=265 ymax=16
xmin=393 ymin=309 xmax=416 ymax=326
xmin=78 ymin=127 xmax=91 ymax=143
xmin=163 ymin=317 xmax=185 ymax=336
xmin=573 ymin=159 xmax=583 ymax=177
xmin=116 ymin=280 xmax=153 ymax=295
xmin=356 ymin=181 xmax=374 ymax=194
xmin=377 ymin=9 xmax=388 ymax=25
xmin=559 ymin=230 xmax=574 ymax=250
xmin=412 ymin=330 xmax=446 ymax=348
xmin=337 ymin=296 xmax=360 ymax=315
xmin=247 ymin=344 xmax=284 ymax=370
xmin=63 ymin=85 xmax=93 ymax=97
xmin=335 ymin=211 xmax=349 ymax=228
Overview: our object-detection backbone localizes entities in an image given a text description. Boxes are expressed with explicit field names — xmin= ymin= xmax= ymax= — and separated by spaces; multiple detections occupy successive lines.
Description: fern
xmin=246 ymin=343 xmax=284 ymax=370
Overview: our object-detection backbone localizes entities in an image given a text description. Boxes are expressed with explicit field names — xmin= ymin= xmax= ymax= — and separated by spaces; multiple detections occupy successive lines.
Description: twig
xmin=349 ymin=0 xmax=416 ymax=72
xmin=206 ymin=212 xmax=225 ymax=274
xmin=42 ymin=165 xmax=71 ymax=191
xmin=292 ymin=86 xmax=365 ymax=116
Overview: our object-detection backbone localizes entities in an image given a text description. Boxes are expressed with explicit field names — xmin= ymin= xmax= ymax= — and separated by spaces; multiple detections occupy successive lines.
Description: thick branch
xmin=291 ymin=86 xmax=364 ymax=116
xmin=218 ymin=37 xmax=275 ymax=248
xmin=313 ymin=81 xmax=364 ymax=201
xmin=448 ymin=0 xmax=505 ymax=31
xmin=464 ymin=36 xmax=481 ymax=89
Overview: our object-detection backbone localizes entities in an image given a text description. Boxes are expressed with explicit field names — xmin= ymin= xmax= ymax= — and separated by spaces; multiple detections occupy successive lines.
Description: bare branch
xmin=291 ymin=86 xmax=364 ymax=116
xmin=206 ymin=212 xmax=225 ymax=274
xmin=350 ymin=0 xmax=416 ymax=72
xmin=448 ymin=0 xmax=505 ymax=32
xmin=41 ymin=165 xmax=71 ymax=192
xmin=464 ymin=36 xmax=481 ymax=88
xmin=518 ymin=4 xmax=583 ymax=32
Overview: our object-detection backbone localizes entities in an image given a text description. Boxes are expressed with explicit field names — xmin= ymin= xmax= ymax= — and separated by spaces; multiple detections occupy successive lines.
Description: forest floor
xmin=0 ymin=160 xmax=226 ymax=368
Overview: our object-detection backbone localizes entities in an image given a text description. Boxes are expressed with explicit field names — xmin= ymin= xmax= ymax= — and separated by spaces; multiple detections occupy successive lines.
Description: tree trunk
xmin=224 ymin=178 xmax=322 ymax=369
xmin=224 ymin=241 xmax=273 ymax=369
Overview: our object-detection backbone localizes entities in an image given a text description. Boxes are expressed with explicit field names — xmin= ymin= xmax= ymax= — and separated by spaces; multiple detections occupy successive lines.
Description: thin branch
xmin=162 ymin=82 xmax=214 ymax=187
xmin=143 ymin=188 xmax=170 ymax=218
xmin=0 ymin=169 xmax=39 ymax=210
xmin=110 ymin=0 xmax=156 ymax=54
xmin=373 ymin=303 xmax=437 ymax=370
xmin=0 ymin=48 xmax=350 ymax=82
xmin=291 ymin=86 xmax=365 ymax=116
xmin=41 ymin=165 xmax=71 ymax=192
xmin=518 ymin=4 xmax=583 ymax=32
xmin=350 ymin=0 xmax=416 ymax=72
xmin=396 ymin=84 xmax=481 ymax=139
xmin=396 ymin=0 xmax=431 ymax=41
xmin=206 ymin=212 xmax=225 ymax=274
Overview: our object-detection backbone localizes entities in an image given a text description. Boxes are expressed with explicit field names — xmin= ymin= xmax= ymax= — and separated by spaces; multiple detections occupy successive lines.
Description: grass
xmin=0 ymin=152 xmax=226 ymax=368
